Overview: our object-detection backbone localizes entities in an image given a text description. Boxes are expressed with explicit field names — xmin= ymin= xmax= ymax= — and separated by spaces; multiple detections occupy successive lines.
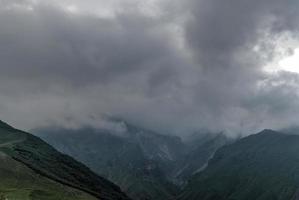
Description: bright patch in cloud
xmin=278 ymin=48 xmax=299 ymax=73
xmin=65 ymin=5 xmax=79 ymax=14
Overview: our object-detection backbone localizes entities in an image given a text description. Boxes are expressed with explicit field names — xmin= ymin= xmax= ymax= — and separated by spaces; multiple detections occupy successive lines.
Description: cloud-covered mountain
xmin=34 ymin=120 xmax=230 ymax=200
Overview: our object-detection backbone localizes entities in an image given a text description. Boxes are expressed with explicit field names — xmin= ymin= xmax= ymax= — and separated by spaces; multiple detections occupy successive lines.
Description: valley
xmin=34 ymin=120 xmax=231 ymax=200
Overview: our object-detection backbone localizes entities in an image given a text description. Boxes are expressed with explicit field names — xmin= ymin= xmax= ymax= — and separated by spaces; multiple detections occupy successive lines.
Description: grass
xmin=0 ymin=121 xmax=130 ymax=200
xmin=0 ymin=152 xmax=97 ymax=200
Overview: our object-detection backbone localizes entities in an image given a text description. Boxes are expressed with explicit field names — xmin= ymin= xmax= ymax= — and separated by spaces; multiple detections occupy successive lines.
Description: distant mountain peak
xmin=258 ymin=129 xmax=279 ymax=134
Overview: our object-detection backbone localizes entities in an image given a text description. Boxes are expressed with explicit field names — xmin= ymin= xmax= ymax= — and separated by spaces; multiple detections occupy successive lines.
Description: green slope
xmin=178 ymin=130 xmax=299 ymax=200
xmin=0 ymin=120 xmax=131 ymax=200
xmin=0 ymin=151 xmax=97 ymax=200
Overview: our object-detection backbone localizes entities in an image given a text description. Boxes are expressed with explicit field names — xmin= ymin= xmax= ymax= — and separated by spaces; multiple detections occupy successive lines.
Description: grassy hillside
xmin=0 ymin=151 xmax=97 ymax=200
xmin=178 ymin=130 xmax=299 ymax=200
xmin=0 ymin=120 xmax=131 ymax=200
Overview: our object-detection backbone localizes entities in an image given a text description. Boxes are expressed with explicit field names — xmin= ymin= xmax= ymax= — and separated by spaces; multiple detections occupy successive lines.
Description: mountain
xmin=35 ymin=123 xmax=182 ymax=200
xmin=34 ymin=121 xmax=230 ymax=200
xmin=178 ymin=130 xmax=299 ymax=200
xmin=0 ymin=120 xmax=131 ymax=200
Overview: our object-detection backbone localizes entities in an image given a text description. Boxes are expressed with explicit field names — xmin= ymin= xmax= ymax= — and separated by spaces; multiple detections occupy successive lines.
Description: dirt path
xmin=0 ymin=139 xmax=24 ymax=148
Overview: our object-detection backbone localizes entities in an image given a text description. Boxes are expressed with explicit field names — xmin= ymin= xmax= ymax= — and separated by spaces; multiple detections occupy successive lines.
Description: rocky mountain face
xmin=0 ymin=120 xmax=131 ymax=200
xmin=172 ymin=133 xmax=230 ymax=185
xmin=35 ymin=121 xmax=229 ymax=200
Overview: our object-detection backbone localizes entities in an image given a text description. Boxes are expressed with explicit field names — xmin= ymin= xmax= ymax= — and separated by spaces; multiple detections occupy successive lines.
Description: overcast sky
xmin=1 ymin=0 xmax=299 ymax=136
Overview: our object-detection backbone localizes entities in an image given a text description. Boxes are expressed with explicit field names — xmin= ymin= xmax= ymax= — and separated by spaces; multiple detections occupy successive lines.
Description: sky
xmin=1 ymin=0 xmax=299 ymax=136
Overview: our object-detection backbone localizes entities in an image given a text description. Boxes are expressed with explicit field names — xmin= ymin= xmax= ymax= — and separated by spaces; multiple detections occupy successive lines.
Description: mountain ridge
xmin=0 ymin=120 xmax=131 ymax=200
xmin=178 ymin=129 xmax=299 ymax=200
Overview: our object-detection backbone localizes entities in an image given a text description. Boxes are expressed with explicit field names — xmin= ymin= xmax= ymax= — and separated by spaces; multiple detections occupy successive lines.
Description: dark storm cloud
xmin=1 ymin=0 xmax=299 ymax=136
xmin=0 ymin=4 xmax=181 ymax=86
xmin=0 ymin=0 xmax=193 ymax=131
